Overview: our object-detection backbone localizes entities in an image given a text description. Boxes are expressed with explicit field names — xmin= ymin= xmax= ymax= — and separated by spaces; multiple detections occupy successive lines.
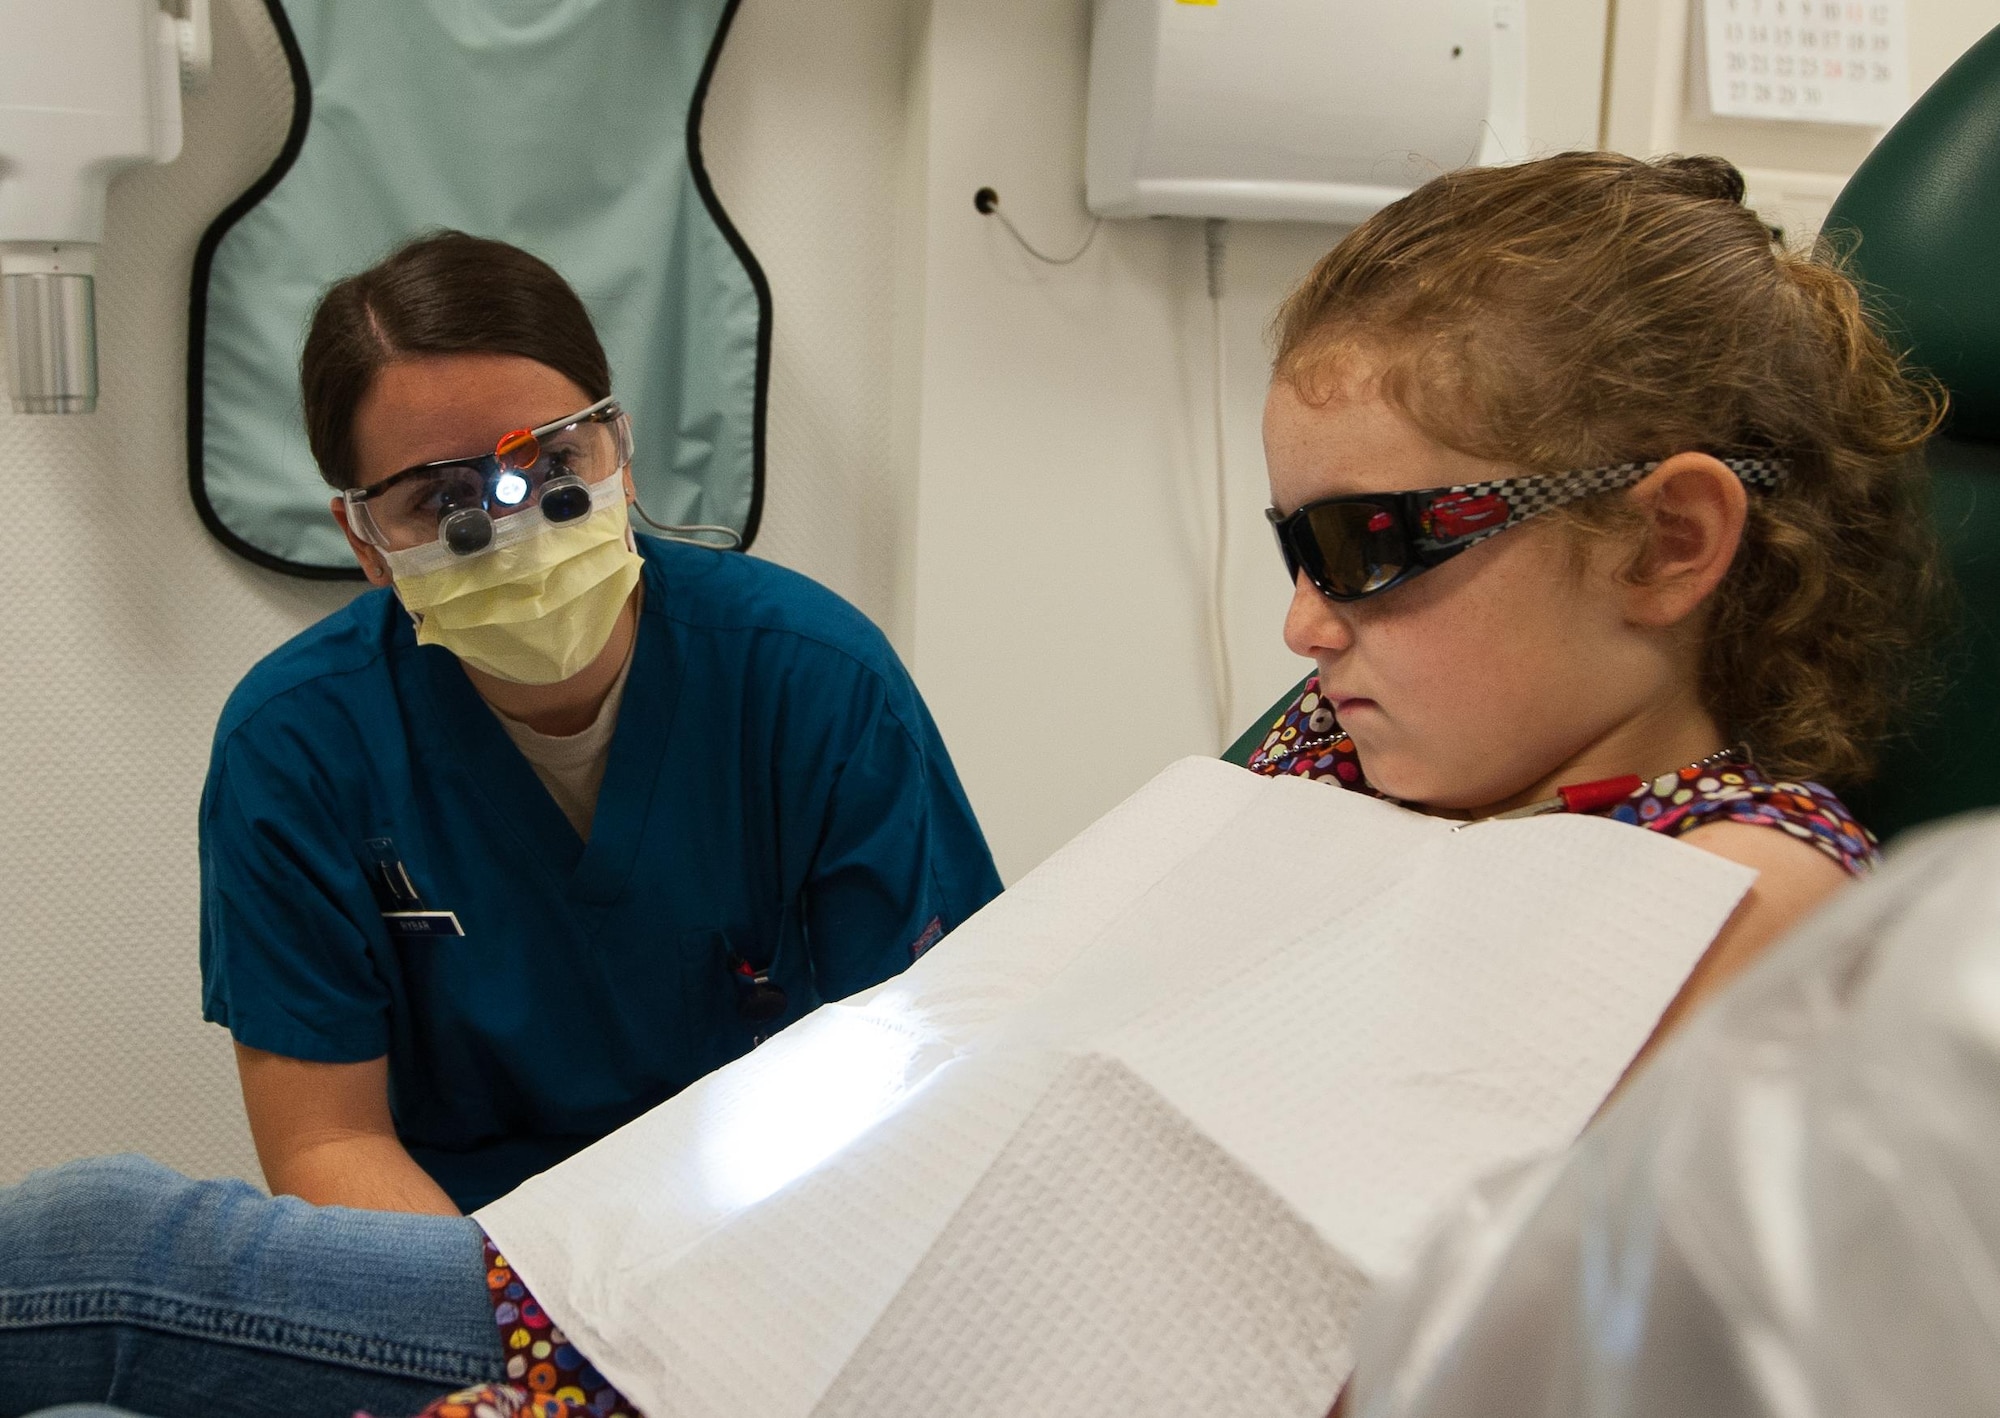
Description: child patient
xmin=0 ymin=153 xmax=1944 ymax=1418
xmin=1246 ymin=150 xmax=1936 ymax=1064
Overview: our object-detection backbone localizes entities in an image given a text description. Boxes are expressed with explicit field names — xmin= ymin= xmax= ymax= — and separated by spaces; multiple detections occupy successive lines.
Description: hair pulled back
xmin=1272 ymin=151 xmax=1945 ymax=786
xmin=300 ymin=230 xmax=610 ymax=490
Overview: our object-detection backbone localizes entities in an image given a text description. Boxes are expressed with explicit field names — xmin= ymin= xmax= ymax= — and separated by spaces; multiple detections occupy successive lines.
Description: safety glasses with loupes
xmin=1266 ymin=456 xmax=1789 ymax=603
xmin=343 ymin=397 xmax=633 ymax=556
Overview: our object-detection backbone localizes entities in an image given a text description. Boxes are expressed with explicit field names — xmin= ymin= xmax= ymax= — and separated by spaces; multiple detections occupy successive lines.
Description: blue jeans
xmin=0 ymin=1156 xmax=505 ymax=1418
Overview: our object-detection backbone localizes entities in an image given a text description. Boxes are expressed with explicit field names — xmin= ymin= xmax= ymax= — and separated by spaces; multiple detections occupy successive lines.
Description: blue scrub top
xmin=199 ymin=536 xmax=1002 ymax=1210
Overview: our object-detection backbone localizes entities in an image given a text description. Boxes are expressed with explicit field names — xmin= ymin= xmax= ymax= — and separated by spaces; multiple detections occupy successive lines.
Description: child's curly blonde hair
xmin=1271 ymin=151 xmax=1945 ymax=787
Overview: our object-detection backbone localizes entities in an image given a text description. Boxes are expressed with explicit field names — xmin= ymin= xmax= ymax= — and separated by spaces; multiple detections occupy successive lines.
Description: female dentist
xmin=200 ymin=231 xmax=1002 ymax=1214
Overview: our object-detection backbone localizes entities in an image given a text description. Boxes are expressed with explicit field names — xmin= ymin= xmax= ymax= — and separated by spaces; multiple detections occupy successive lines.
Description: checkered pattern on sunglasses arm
xmin=1267 ymin=456 xmax=1790 ymax=602
xmin=1425 ymin=458 xmax=1788 ymax=553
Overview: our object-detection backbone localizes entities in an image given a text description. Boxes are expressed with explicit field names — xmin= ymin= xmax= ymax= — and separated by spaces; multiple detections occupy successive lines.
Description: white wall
xmin=0 ymin=0 xmax=335 ymax=1187
xmin=700 ymin=0 xmax=927 ymax=646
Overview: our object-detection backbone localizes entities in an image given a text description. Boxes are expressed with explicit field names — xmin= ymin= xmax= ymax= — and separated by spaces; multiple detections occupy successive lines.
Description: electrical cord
xmin=968 ymin=186 xmax=1231 ymax=748
xmin=632 ymin=501 xmax=741 ymax=548
xmin=974 ymin=187 xmax=1102 ymax=265
xmin=1205 ymin=218 xmax=1233 ymax=752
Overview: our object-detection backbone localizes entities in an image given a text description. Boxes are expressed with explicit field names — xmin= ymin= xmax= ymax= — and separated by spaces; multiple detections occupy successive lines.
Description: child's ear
xmin=1620 ymin=453 xmax=1749 ymax=628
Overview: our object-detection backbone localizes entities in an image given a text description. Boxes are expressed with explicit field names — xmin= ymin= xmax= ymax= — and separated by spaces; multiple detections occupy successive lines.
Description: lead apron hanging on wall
xmin=189 ymin=0 xmax=769 ymax=578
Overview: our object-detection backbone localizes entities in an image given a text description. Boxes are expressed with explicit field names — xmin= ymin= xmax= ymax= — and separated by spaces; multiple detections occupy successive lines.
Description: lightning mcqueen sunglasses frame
xmin=1266 ymin=457 xmax=1790 ymax=603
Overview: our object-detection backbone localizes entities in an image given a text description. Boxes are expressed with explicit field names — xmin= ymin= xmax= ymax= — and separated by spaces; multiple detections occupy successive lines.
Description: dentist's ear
xmin=331 ymin=497 xmax=394 ymax=587
xmin=1619 ymin=454 xmax=1749 ymax=629
xmin=620 ymin=466 xmax=640 ymax=553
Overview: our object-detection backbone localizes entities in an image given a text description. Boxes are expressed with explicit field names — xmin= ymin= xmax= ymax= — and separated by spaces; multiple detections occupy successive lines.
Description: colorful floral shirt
xmin=392 ymin=1239 xmax=643 ymax=1418
xmin=1243 ymin=677 xmax=1878 ymax=876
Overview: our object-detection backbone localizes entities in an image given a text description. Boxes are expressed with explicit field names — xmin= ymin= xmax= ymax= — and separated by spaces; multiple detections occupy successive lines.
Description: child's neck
xmin=1467 ymin=697 xmax=1731 ymax=821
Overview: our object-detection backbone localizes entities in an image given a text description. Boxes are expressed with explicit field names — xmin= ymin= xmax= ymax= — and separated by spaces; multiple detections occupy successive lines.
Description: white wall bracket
xmin=176 ymin=0 xmax=213 ymax=94
xmin=0 ymin=0 xmax=200 ymax=413
xmin=1086 ymin=0 xmax=1526 ymax=226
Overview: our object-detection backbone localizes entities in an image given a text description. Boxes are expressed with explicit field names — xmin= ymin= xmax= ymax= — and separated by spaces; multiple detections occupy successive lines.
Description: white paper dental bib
xmin=478 ymin=759 xmax=1755 ymax=1418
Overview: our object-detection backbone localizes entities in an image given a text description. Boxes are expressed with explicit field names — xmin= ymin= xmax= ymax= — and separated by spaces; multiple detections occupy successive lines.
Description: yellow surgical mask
xmin=385 ymin=484 xmax=643 ymax=685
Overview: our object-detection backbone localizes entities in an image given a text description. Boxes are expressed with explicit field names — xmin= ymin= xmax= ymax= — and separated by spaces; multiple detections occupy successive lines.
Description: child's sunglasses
xmin=1266 ymin=457 xmax=1789 ymax=603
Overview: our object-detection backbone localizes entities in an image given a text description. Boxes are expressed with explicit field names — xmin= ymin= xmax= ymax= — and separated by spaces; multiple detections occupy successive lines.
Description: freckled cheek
xmin=1362 ymin=593 xmax=1531 ymax=735
xmin=1379 ymin=625 xmax=1486 ymax=714
xmin=1343 ymin=536 xmax=1559 ymax=708
xmin=1355 ymin=630 xmax=1530 ymax=800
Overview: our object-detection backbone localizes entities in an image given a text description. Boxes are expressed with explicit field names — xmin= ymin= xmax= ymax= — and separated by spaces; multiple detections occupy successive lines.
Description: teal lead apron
xmin=190 ymin=0 xmax=769 ymax=578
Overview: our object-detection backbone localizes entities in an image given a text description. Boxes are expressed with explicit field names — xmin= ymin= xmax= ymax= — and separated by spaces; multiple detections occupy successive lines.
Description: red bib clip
xmin=1555 ymin=774 xmax=1645 ymax=814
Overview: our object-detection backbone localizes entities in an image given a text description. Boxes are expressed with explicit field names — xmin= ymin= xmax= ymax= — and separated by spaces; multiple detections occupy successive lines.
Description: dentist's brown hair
xmin=301 ymin=230 xmax=611 ymax=491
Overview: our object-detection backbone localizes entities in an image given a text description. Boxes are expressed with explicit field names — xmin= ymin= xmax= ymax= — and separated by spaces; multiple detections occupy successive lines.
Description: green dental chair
xmin=1823 ymin=23 xmax=2000 ymax=838
xmin=1227 ymin=24 xmax=2000 ymax=842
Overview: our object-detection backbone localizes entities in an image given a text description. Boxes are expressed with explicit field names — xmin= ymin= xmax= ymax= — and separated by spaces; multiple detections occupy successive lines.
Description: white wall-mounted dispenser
xmin=1086 ymin=0 xmax=1527 ymax=225
xmin=0 ymin=0 xmax=207 ymax=414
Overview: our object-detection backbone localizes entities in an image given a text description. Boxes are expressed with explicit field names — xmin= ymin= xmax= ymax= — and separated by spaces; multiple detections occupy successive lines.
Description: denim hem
xmin=0 ymin=1286 xmax=499 ymax=1386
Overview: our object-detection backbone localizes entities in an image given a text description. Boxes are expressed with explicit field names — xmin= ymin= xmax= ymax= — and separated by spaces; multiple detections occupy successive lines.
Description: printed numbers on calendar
xmin=1703 ymin=0 xmax=1906 ymax=125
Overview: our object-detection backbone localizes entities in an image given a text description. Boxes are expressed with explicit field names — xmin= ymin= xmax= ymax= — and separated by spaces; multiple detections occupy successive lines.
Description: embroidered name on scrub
xmin=367 ymin=837 xmax=467 ymax=938
xmin=384 ymin=911 xmax=466 ymax=939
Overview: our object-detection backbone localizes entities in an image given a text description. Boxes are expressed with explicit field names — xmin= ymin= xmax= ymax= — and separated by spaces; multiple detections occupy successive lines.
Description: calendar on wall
xmin=1703 ymin=0 xmax=1908 ymax=126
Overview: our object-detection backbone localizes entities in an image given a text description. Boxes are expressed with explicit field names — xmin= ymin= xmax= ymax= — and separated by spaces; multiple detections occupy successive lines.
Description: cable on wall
xmin=974 ymin=187 xmax=1102 ymax=265
xmin=970 ymin=186 xmax=1232 ymax=750
xmin=1204 ymin=218 xmax=1233 ymax=751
